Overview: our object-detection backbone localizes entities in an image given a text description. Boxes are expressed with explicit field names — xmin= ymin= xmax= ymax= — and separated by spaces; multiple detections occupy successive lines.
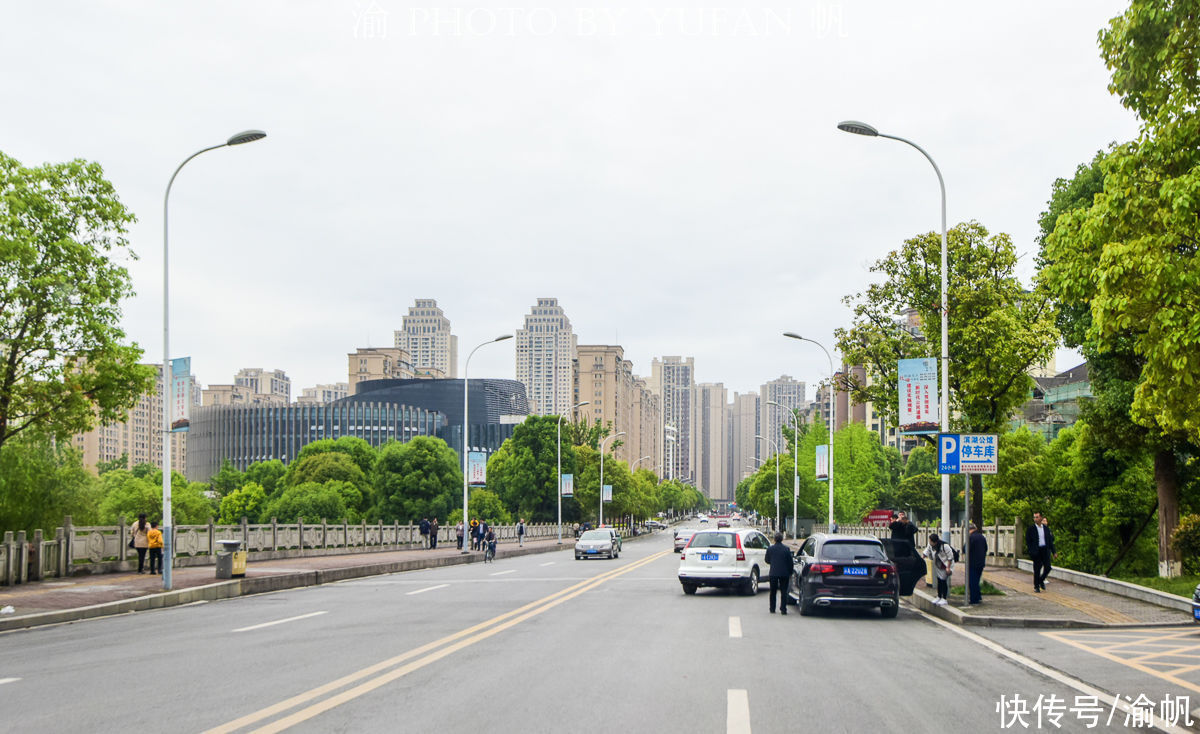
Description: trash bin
xmin=216 ymin=539 xmax=242 ymax=579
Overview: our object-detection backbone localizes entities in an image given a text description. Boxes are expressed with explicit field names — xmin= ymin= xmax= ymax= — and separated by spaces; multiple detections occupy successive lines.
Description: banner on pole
xmin=815 ymin=445 xmax=829 ymax=481
xmin=794 ymin=475 xmax=800 ymax=498
xmin=898 ymin=358 xmax=939 ymax=435
xmin=170 ymin=357 xmax=191 ymax=432
xmin=468 ymin=451 xmax=487 ymax=485
xmin=560 ymin=474 xmax=574 ymax=497
xmin=602 ymin=484 xmax=613 ymax=502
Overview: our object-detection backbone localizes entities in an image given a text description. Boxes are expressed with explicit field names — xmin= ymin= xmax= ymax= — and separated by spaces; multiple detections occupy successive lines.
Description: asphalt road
xmin=2 ymin=529 xmax=1196 ymax=733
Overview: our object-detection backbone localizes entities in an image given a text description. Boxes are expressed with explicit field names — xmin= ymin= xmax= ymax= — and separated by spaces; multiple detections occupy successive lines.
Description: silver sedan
xmin=575 ymin=529 xmax=619 ymax=560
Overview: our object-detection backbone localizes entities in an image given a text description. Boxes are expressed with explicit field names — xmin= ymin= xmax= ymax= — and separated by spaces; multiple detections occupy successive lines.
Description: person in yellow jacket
xmin=147 ymin=521 xmax=164 ymax=575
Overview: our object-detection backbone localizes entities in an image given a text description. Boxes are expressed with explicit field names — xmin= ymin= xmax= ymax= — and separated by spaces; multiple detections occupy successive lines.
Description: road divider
xmin=0 ymin=677 xmax=20 ymax=686
xmin=232 ymin=611 xmax=327 ymax=633
xmin=205 ymin=550 xmax=670 ymax=734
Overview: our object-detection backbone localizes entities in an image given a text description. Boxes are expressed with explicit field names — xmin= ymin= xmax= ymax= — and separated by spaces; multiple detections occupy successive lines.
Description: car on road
xmin=598 ymin=527 xmax=622 ymax=552
xmin=678 ymin=528 xmax=772 ymax=596
xmin=788 ymin=533 xmax=923 ymax=618
xmin=716 ymin=519 xmax=730 ymax=528
xmin=575 ymin=529 xmax=619 ymax=560
xmin=645 ymin=520 xmax=667 ymax=530
xmin=673 ymin=527 xmax=698 ymax=553
xmin=1192 ymin=583 xmax=1200 ymax=623
xmin=699 ymin=515 xmax=710 ymax=523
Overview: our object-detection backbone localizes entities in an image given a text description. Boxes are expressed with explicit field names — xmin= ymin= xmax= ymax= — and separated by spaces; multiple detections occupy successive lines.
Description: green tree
xmin=373 ymin=436 xmax=460 ymax=523
xmin=295 ymin=436 xmax=377 ymax=478
xmin=209 ymin=459 xmax=245 ymax=497
xmin=95 ymin=452 xmax=129 ymax=476
xmin=0 ymin=432 xmax=101 ymax=532
xmin=0 ymin=152 xmax=155 ymax=453
xmin=244 ymin=459 xmax=287 ymax=499
xmin=97 ymin=470 xmax=213 ymax=525
xmin=450 ymin=488 xmax=512 ymax=526
xmin=836 ymin=221 xmax=1059 ymax=528
xmin=564 ymin=417 xmax=612 ymax=449
xmin=485 ymin=415 xmax=577 ymax=522
xmin=218 ymin=482 xmax=268 ymax=524
xmin=265 ymin=482 xmax=347 ymax=523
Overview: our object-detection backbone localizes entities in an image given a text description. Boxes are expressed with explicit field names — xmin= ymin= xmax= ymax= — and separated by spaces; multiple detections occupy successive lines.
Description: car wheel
xmin=682 ymin=583 xmax=698 ymax=595
xmin=798 ymin=583 xmax=814 ymax=616
xmin=613 ymin=547 xmax=619 ymax=559
xmin=741 ymin=568 xmax=759 ymax=596
xmin=575 ymin=554 xmax=581 ymax=560
xmin=881 ymin=602 xmax=899 ymax=619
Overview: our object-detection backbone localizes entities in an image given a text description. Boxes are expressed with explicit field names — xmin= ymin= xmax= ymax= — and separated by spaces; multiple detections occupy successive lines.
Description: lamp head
xmin=493 ymin=334 xmax=513 ymax=342
xmin=783 ymin=332 xmax=803 ymax=340
xmin=574 ymin=401 xmax=590 ymax=409
xmin=227 ymin=129 xmax=267 ymax=146
xmin=836 ymin=120 xmax=879 ymax=137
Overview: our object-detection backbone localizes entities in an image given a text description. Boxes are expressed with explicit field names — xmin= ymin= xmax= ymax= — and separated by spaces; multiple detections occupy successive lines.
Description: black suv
xmin=788 ymin=534 xmax=924 ymax=618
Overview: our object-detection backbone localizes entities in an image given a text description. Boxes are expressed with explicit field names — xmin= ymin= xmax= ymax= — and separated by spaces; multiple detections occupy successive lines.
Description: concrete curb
xmin=1015 ymin=559 xmax=1192 ymax=613
xmin=906 ymin=588 xmax=1187 ymax=629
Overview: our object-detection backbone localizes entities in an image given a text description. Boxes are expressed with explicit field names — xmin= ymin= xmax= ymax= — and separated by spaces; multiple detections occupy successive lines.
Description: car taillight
xmin=735 ymin=533 xmax=745 ymax=562
xmin=878 ymin=563 xmax=895 ymax=579
xmin=810 ymin=563 xmax=836 ymax=575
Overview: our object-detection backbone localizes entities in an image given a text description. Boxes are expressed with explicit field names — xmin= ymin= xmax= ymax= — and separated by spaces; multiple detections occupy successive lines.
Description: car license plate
xmin=843 ymin=566 xmax=868 ymax=576
xmin=701 ymin=553 xmax=719 ymax=561
xmin=587 ymin=549 xmax=598 ymax=554
xmin=1193 ymin=606 xmax=1200 ymax=621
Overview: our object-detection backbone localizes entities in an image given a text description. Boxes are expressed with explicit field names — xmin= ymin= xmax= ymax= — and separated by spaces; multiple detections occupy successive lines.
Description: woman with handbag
xmin=129 ymin=513 xmax=150 ymax=573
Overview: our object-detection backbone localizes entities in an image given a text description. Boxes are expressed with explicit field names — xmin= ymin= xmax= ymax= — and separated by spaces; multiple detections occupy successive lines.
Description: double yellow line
xmin=205 ymin=551 xmax=669 ymax=734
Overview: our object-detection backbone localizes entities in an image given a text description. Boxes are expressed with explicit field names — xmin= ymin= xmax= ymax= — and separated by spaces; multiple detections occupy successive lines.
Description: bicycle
xmin=484 ymin=540 xmax=496 ymax=563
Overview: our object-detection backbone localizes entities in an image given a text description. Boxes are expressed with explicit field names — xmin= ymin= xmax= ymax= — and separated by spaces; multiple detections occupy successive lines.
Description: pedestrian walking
xmin=455 ymin=521 xmax=465 ymax=551
xmin=1024 ymin=511 xmax=1056 ymax=592
xmin=147 ymin=521 xmax=164 ymax=575
xmin=923 ymin=534 xmax=954 ymax=606
xmin=967 ymin=523 xmax=988 ymax=604
xmin=429 ymin=517 xmax=439 ymax=550
xmin=888 ymin=511 xmax=918 ymax=544
xmin=517 ymin=518 xmax=526 ymax=547
xmin=470 ymin=518 xmax=480 ymax=550
xmin=764 ymin=532 xmax=795 ymax=614
xmin=129 ymin=513 xmax=150 ymax=573
xmin=419 ymin=517 xmax=431 ymax=549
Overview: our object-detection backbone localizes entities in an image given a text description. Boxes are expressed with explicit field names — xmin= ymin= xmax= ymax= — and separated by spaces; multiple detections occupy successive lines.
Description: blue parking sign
xmin=939 ymin=433 xmax=998 ymax=474
xmin=938 ymin=434 xmax=960 ymax=474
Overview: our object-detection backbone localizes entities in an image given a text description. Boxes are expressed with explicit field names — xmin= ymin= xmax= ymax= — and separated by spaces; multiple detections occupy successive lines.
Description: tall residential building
xmin=728 ymin=391 xmax=761 ymax=489
xmin=759 ymin=375 xmax=805 ymax=460
xmin=692 ymin=382 xmax=728 ymax=501
xmin=235 ymin=368 xmax=291 ymax=403
xmin=649 ymin=356 xmax=695 ymax=484
xmin=574 ymin=345 xmax=635 ymax=463
xmin=297 ymin=383 xmax=350 ymax=405
xmin=394 ymin=299 xmax=458 ymax=379
xmin=631 ymin=376 xmax=662 ymax=477
xmin=515 ymin=298 xmax=577 ymax=416
xmin=74 ymin=363 xmax=194 ymax=474
xmin=348 ymin=347 xmax=413 ymax=394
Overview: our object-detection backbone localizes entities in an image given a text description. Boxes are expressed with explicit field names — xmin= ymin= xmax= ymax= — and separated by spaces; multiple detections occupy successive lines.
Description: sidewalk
xmin=0 ymin=534 xmax=589 ymax=632
xmin=908 ymin=565 xmax=1189 ymax=628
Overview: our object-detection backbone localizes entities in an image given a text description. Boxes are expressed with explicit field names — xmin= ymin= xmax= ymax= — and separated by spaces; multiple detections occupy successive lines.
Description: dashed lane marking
xmin=232 ymin=611 xmax=328 ymax=633
xmin=727 ymin=689 xmax=751 ymax=734
xmin=405 ymin=584 xmax=449 ymax=596
xmin=490 ymin=570 xmax=516 ymax=576
xmin=539 ymin=562 xmax=555 ymax=567
xmin=0 ymin=678 xmax=20 ymax=686
xmin=729 ymin=617 xmax=742 ymax=639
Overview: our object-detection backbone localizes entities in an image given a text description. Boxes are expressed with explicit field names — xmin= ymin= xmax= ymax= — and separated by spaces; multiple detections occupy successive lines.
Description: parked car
xmin=575 ymin=529 xmax=619 ymax=560
xmin=1192 ymin=583 xmax=1200 ymax=622
xmin=789 ymin=533 xmax=923 ymax=618
xmin=645 ymin=520 xmax=667 ymax=530
xmin=678 ymin=528 xmax=772 ymax=596
xmin=673 ymin=527 xmax=698 ymax=553
xmin=717 ymin=519 xmax=730 ymax=528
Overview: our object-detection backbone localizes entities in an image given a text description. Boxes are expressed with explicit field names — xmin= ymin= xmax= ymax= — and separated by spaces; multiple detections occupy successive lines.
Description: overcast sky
xmin=3 ymin=1 xmax=1139 ymax=400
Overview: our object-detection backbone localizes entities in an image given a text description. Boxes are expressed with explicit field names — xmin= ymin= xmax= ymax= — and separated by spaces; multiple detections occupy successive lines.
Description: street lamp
xmin=783 ymin=333 xmax=835 ymax=528
xmin=754 ymin=435 xmax=781 ymax=533
xmin=768 ymin=400 xmax=800 ymax=540
xmin=837 ymin=120 xmax=949 ymax=540
xmin=557 ymin=401 xmax=589 ymax=544
xmin=598 ymin=432 xmax=626 ymax=526
xmin=461 ymin=334 xmax=513 ymax=553
xmin=631 ymin=455 xmax=652 ymax=471
xmin=162 ymin=129 xmax=266 ymax=590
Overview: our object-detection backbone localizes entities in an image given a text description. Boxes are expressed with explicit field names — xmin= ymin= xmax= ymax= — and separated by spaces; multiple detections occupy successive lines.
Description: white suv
xmin=678 ymin=528 xmax=771 ymax=596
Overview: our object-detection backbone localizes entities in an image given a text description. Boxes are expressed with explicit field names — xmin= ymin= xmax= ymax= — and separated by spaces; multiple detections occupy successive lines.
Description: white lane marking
xmin=232 ymin=611 xmax=327 ymax=633
xmin=729 ymin=616 xmax=742 ymax=638
xmin=0 ymin=678 xmax=20 ymax=686
xmin=540 ymin=562 xmax=555 ymax=567
xmin=727 ymin=689 xmax=751 ymax=734
xmin=914 ymin=607 xmax=1191 ymax=734
xmin=406 ymin=584 xmax=450 ymax=596
xmin=491 ymin=569 xmax=516 ymax=576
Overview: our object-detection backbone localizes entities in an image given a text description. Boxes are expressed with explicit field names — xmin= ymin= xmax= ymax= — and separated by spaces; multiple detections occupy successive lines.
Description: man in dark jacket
xmin=889 ymin=511 xmax=918 ymax=544
xmin=419 ymin=518 xmax=431 ymax=549
xmin=967 ymin=523 xmax=988 ymax=604
xmin=1024 ymin=511 xmax=1056 ymax=592
xmin=764 ymin=533 xmax=795 ymax=615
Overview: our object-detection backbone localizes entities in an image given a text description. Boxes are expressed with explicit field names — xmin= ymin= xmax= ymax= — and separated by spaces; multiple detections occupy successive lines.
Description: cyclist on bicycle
xmin=485 ymin=527 xmax=497 ymax=562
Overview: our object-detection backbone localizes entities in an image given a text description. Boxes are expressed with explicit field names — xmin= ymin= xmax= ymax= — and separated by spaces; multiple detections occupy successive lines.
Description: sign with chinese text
xmin=898 ymin=358 xmax=939 ymax=435
xmin=815 ymin=445 xmax=829 ymax=481
xmin=938 ymin=433 xmax=998 ymax=474
xmin=602 ymin=484 xmax=613 ymax=502
xmin=170 ymin=357 xmax=191 ymax=432
xmin=560 ymin=474 xmax=574 ymax=497
xmin=468 ymin=451 xmax=487 ymax=485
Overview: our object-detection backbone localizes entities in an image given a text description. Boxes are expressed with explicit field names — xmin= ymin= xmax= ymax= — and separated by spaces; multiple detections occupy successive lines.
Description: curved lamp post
xmin=754 ymin=435 xmax=781 ymax=533
xmin=783 ymin=333 xmax=835 ymax=528
xmin=460 ymin=334 xmax=512 ymax=553
xmin=557 ymin=401 xmax=589 ymax=544
xmin=162 ymin=129 xmax=266 ymax=590
xmin=768 ymin=400 xmax=800 ymax=540
xmin=837 ymin=120 xmax=949 ymax=541
xmin=598 ymin=431 xmax=626 ymax=526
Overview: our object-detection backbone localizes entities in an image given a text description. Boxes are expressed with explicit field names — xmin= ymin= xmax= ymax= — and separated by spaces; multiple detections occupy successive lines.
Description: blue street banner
xmin=468 ymin=451 xmax=487 ymax=485
xmin=898 ymin=358 xmax=939 ymax=435
xmin=602 ymin=484 xmax=613 ymax=502
xmin=815 ymin=445 xmax=829 ymax=481
xmin=560 ymin=473 xmax=574 ymax=497
xmin=170 ymin=357 xmax=191 ymax=432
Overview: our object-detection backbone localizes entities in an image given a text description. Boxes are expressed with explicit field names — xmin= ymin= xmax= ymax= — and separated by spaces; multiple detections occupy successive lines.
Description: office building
xmin=394 ymin=299 xmax=458 ymax=379
xmin=515 ymin=298 xmax=577 ymax=416
xmin=348 ymin=347 xmax=413 ymax=394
